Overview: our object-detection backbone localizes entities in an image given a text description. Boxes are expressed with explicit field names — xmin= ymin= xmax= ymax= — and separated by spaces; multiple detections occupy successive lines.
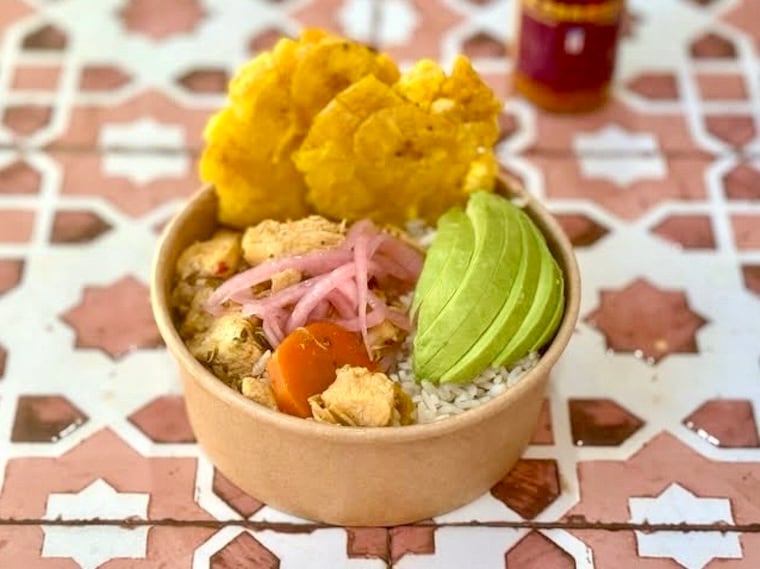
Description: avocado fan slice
xmin=413 ymin=192 xmax=519 ymax=381
xmin=411 ymin=208 xmax=471 ymax=319
xmin=438 ymin=207 xmax=542 ymax=383
xmin=530 ymin=262 xmax=565 ymax=351
xmin=494 ymin=220 xmax=564 ymax=367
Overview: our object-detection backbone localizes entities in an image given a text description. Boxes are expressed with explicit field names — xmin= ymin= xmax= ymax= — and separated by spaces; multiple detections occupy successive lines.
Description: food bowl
xmin=150 ymin=175 xmax=580 ymax=526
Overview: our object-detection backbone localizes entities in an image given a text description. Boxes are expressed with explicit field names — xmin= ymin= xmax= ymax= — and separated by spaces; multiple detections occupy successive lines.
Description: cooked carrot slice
xmin=267 ymin=321 xmax=374 ymax=418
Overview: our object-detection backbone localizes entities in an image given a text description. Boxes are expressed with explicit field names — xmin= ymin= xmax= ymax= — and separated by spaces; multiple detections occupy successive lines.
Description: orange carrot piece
xmin=267 ymin=321 xmax=374 ymax=418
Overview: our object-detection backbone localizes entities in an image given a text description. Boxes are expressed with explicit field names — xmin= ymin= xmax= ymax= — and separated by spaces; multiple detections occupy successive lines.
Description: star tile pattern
xmin=60 ymin=275 xmax=163 ymax=359
xmin=585 ymin=279 xmax=709 ymax=364
xmin=0 ymin=0 xmax=759 ymax=567
xmin=42 ymin=479 xmax=150 ymax=567
xmin=629 ymin=484 xmax=741 ymax=568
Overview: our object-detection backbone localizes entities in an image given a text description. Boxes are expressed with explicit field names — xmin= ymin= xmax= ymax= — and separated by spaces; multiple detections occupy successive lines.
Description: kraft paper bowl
xmin=150 ymin=175 xmax=580 ymax=526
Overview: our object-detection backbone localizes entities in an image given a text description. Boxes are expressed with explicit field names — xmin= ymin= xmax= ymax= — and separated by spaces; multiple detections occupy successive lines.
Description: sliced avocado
xmin=413 ymin=192 xmax=520 ymax=381
xmin=530 ymin=264 xmax=565 ymax=351
xmin=438 ymin=208 xmax=541 ymax=383
xmin=411 ymin=208 xmax=471 ymax=318
xmin=494 ymin=221 xmax=564 ymax=367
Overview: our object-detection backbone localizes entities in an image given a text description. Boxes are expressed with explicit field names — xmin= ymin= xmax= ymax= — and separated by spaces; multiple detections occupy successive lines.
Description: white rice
xmin=251 ymin=349 xmax=271 ymax=376
xmin=404 ymin=219 xmax=437 ymax=248
xmin=389 ymin=335 xmax=540 ymax=424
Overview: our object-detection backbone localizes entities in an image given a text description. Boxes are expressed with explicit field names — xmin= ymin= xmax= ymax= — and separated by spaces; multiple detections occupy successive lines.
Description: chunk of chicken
xmin=178 ymin=286 xmax=216 ymax=340
xmin=187 ymin=312 xmax=264 ymax=384
xmin=367 ymin=320 xmax=405 ymax=360
xmin=309 ymin=365 xmax=415 ymax=427
xmin=241 ymin=376 xmax=278 ymax=410
xmin=176 ymin=229 xmax=242 ymax=281
xmin=270 ymin=268 xmax=302 ymax=293
xmin=171 ymin=277 xmax=220 ymax=318
xmin=242 ymin=215 xmax=345 ymax=265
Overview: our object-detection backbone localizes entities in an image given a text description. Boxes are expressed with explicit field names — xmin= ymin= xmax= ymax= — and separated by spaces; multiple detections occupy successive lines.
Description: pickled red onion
xmin=204 ymin=218 xmax=423 ymax=351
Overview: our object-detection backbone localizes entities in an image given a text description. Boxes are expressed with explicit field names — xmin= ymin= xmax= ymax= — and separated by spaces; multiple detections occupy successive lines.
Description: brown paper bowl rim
xmin=151 ymin=175 xmax=580 ymax=443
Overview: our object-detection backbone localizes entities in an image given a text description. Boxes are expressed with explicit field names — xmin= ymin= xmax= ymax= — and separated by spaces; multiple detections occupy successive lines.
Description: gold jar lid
xmin=521 ymin=0 xmax=624 ymax=25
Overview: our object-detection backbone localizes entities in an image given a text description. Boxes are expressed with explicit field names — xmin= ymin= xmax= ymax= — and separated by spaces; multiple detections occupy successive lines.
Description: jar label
xmin=516 ymin=5 xmax=622 ymax=93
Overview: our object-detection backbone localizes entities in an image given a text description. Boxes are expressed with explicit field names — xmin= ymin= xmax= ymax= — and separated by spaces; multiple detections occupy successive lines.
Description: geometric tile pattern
xmin=0 ymin=259 xmax=24 ymax=296
xmin=650 ymin=214 xmax=716 ymax=250
xmin=128 ymin=395 xmax=196 ymax=444
xmin=491 ymin=459 xmax=561 ymax=519
xmin=505 ymin=531 xmax=575 ymax=569
xmin=529 ymin=399 xmax=554 ymax=445
xmin=50 ymin=210 xmax=112 ymax=244
xmin=0 ymin=344 xmax=6 ymax=380
xmin=629 ymin=483 xmax=741 ymax=568
xmin=59 ymin=275 xmax=164 ymax=359
xmin=212 ymin=469 xmax=265 ymax=519
xmin=11 ymin=395 xmax=87 ymax=443
xmin=742 ymin=265 xmax=760 ymax=298
xmin=209 ymin=532 xmax=279 ymax=569
xmin=119 ymin=0 xmax=206 ymax=41
xmin=568 ymin=399 xmax=643 ymax=447
xmin=683 ymin=399 xmax=760 ymax=448
xmin=1 ymin=0 xmax=760 ymax=567
xmin=584 ymin=279 xmax=709 ymax=364
xmin=553 ymin=214 xmax=609 ymax=248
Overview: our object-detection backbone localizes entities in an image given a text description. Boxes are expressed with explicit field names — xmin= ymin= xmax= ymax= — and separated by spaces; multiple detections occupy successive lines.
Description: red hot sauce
xmin=513 ymin=0 xmax=625 ymax=113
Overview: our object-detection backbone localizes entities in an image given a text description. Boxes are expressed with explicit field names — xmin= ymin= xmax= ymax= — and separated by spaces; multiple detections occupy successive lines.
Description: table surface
xmin=1 ymin=0 xmax=759 ymax=567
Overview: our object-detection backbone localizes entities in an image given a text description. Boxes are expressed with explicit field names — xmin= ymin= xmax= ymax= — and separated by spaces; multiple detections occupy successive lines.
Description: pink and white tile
xmin=1 ymin=0 xmax=760 ymax=567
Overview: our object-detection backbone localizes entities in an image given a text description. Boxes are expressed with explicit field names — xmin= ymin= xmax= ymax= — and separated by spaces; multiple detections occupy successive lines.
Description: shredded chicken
xmin=367 ymin=320 xmax=404 ymax=360
xmin=187 ymin=312 xmax=265 ymax=385
xmin=242 ymin=215 xmax=345 ymax=265
xmin=171 ymin=277 xmax=221 ymax=318
xmin=173 ymin=230 xmax=242 ymax=320
xmin=178 ymin=286 xmax=217 ymax=339
xmin=241 ymin=376 xmax=278 ymax=410
xmin=309 ymin=365 xmax=415 ymax=427
xmin=176 ymin=229 xmax=242 ymax=281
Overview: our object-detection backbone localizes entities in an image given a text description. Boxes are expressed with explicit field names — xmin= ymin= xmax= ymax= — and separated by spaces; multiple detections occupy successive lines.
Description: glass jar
xmin=513 ymin=0 xmax=625 ymax=113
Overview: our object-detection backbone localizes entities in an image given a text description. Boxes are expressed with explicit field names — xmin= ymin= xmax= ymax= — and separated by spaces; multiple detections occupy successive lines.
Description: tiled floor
xmin=0 ymin=0 xmax=759 ymax=567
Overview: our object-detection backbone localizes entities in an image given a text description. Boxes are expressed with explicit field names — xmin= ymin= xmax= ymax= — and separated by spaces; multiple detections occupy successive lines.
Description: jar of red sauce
xmin=513 ymin=0 xmax=625 ymax=113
